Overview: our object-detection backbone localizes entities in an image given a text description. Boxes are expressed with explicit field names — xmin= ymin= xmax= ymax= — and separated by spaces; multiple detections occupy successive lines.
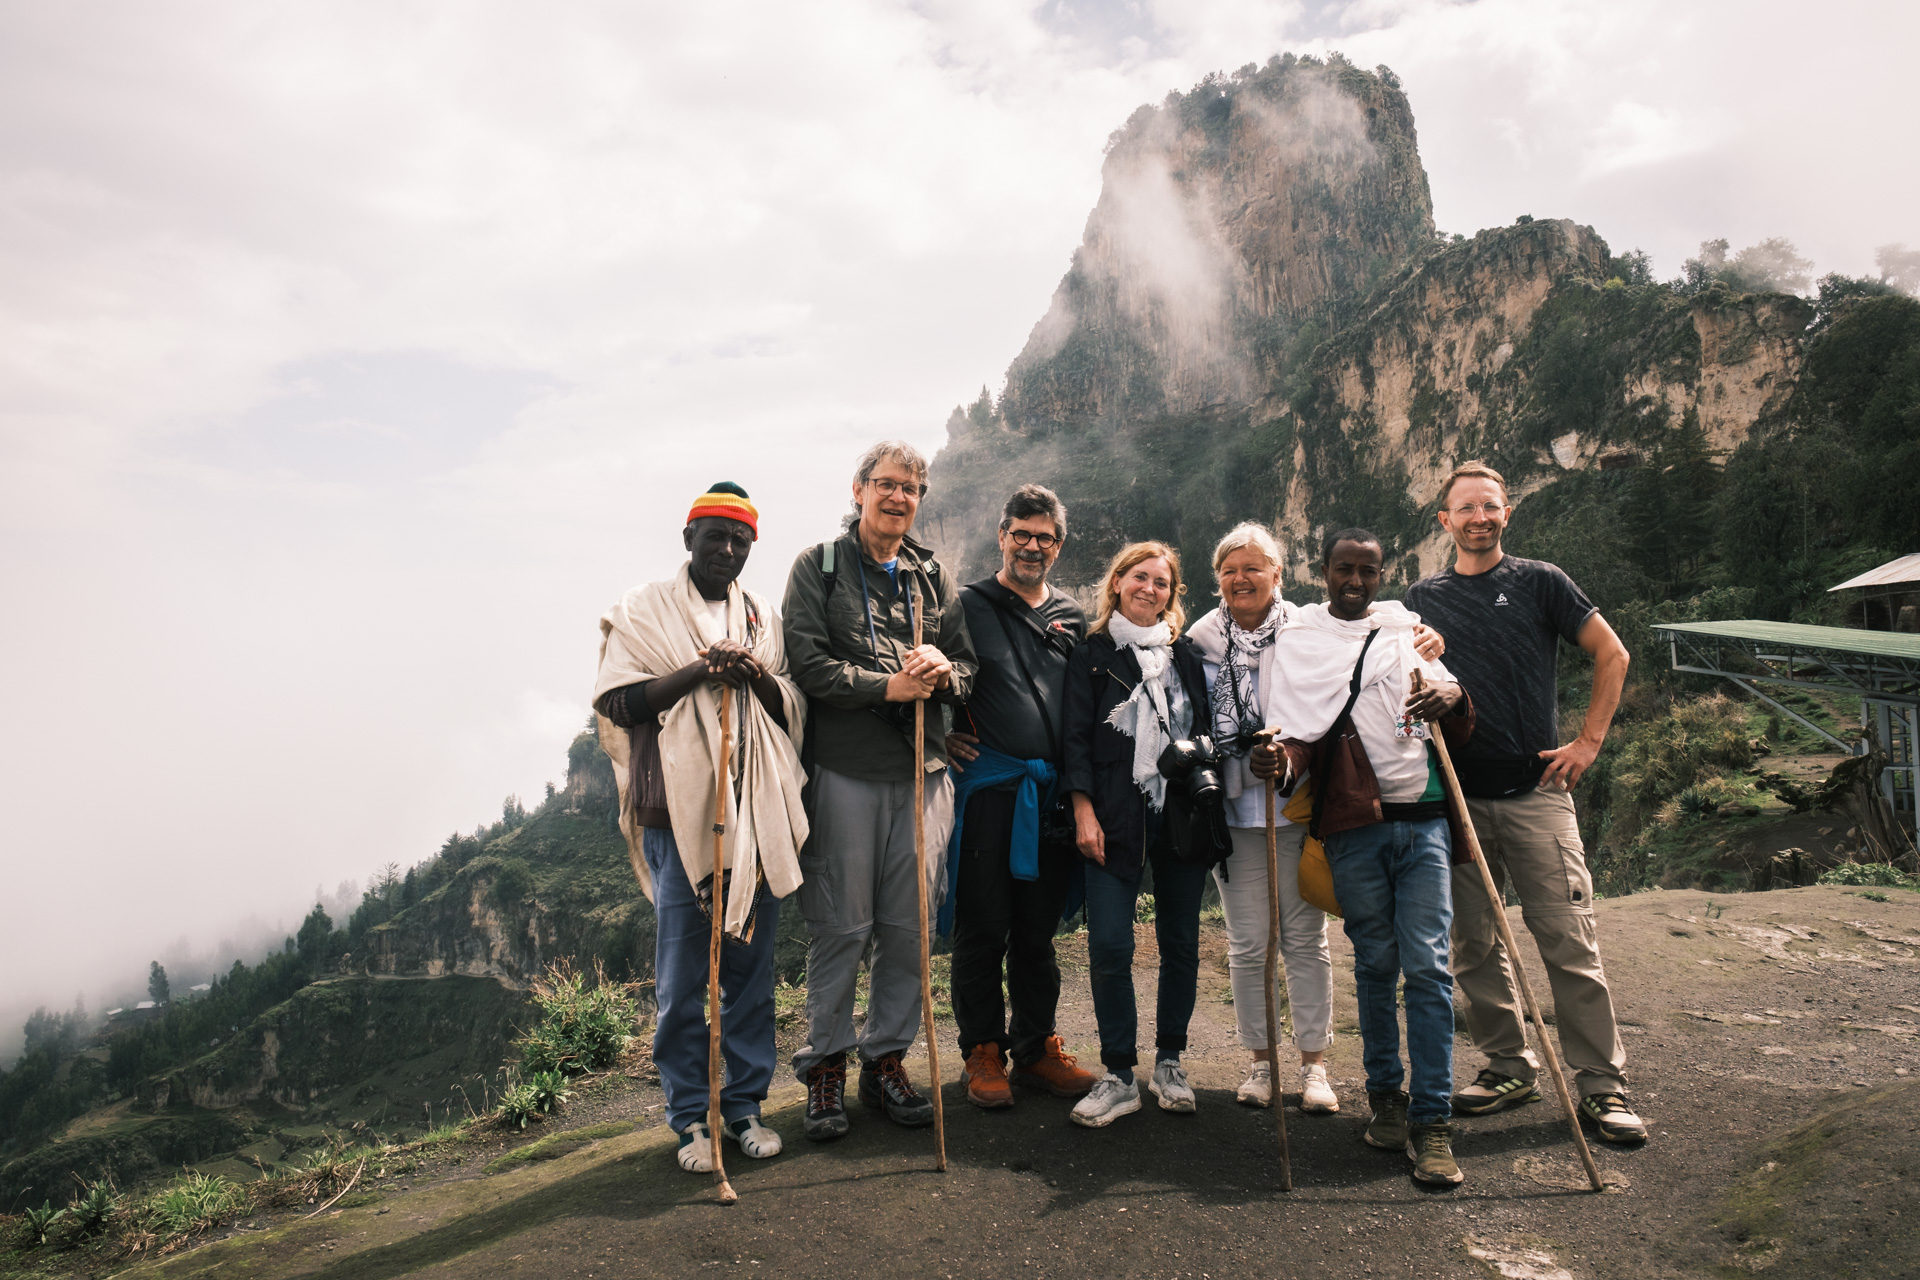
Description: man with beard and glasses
xmin=942 ymin=484 xmax=1098 ymax=1110
xmin=1404 ymin=460 xmax=1645 ymax=1145
xmin=782 ymin=441 xmax=978 ymax=1141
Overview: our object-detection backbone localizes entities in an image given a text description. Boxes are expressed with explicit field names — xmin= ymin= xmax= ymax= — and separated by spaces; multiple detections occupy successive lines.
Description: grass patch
xmin=483 ymin=1120 xmax=636 ymax=1174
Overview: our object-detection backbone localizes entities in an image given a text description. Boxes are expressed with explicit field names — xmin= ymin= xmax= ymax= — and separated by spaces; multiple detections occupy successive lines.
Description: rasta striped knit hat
xmin=686 ymin=481 xmax=759 ymax=538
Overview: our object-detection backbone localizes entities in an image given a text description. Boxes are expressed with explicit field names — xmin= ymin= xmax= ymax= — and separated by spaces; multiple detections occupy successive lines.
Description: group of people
xmin=591 ymin=442 xmax=1646 ymax=1189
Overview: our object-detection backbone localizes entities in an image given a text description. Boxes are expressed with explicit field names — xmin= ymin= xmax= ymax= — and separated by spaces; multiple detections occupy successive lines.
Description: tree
xmin=147 ymin=961 xmax=170 ymax=1005
xmin=296 ymin=905 xmax=333 ymax=967
xmin=1676 ymin=237 xmax=1812 ymax=296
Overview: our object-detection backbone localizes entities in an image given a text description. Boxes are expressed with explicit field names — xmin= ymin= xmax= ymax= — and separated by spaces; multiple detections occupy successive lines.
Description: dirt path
xmin=118 ymin=887 xmax=1919 ymax=1280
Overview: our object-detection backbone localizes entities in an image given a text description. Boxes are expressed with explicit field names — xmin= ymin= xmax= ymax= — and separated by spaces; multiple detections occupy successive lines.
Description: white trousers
xmin=1212 ymin=824 xmax=1334 ymax=1054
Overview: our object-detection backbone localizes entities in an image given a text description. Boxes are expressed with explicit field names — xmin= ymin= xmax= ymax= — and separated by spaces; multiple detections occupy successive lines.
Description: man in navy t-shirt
xmin=1404 ymin=460 xmax=1646 ymax=1145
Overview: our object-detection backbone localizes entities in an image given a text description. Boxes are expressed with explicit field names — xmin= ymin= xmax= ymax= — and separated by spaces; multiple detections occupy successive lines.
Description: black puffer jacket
xmin=1061 ymin=630 xmax=1211 ymax=874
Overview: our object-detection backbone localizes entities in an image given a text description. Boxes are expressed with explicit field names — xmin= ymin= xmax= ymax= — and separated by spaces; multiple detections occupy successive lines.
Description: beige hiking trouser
xmin=1450 ymin=787 xmax=1628 ymax=1098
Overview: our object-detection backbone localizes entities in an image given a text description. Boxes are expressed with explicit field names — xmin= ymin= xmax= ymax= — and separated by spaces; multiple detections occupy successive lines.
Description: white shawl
xmin=1268 ymin=599 xmax=1425 ymax=742
xmin=1103 ymin=614 xmax=1187 ymax=811
xmin=593 ymin=565 xmax=809 ymax=939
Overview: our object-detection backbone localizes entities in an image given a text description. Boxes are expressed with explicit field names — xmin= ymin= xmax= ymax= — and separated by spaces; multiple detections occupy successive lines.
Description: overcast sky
xmin=2 ymin=0 xmax=1915 ymax=1033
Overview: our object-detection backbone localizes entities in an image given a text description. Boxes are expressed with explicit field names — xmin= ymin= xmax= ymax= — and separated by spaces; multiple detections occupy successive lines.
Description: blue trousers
xmin=1082 ymin=846 xmax=1210 ymax=1070
xmin=1323 ymin=818 xmax=1455 ymax=1124
xmin=645 ymin=827 xmax=781 ymax=1133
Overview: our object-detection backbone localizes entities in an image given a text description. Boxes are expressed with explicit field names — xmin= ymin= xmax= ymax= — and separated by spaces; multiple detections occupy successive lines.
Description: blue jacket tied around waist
xmin=939 ymin=743 xmax=1055 ymax=936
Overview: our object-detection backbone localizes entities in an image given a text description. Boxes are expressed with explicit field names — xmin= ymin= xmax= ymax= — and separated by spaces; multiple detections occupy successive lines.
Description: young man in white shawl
xmin=1187 ymin=522 xmax=1445 ymax=1117
xmin=593 ymin=481 xmax=810 ymax=1175
xmin=1251 ymin=527 xmax=1476 ymax=1186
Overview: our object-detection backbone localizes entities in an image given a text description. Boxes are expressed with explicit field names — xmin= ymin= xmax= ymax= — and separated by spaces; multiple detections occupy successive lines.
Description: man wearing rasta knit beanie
xmin=592 ymin=481 xmax=810 ymax=1176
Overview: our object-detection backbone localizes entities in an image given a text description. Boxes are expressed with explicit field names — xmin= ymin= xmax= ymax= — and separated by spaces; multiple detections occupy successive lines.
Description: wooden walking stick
xmin=911 ymin=592 xmax=949 ymax=1172
xmin=1412 ymin=673 xmax=1604 ymax=1192
xmin=1257 ymin=728 xmax=1294 ymax=1191
xmin=706 ymin=685 xmax=738 ymax=1204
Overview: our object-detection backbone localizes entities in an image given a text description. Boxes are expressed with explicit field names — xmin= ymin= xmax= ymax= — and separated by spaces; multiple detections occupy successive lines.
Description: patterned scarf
xmin=1209 ymin=600 xmax=1283 ymax=755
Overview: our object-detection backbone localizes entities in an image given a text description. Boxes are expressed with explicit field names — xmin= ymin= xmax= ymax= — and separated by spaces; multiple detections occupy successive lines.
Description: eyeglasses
xmin=1007 ymin=529 xmax=1061 ymax=549
xmin=865 ymin=478 xmax=925 ymax=499
xmin=1448 ymin=502 xmax=1508 ymax=518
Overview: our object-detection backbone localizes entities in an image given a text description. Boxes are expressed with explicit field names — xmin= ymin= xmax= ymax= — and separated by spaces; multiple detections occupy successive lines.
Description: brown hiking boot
xmin=1010 ymin=1035 xmax=1097 ymax=1097
xmin=961 ymin=1042 xmax=1014 ymax=1109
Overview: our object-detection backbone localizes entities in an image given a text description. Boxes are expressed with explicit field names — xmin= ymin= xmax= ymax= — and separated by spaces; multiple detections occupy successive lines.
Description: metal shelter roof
xmin=1653 ymin=620 xmax=1920 ymax=663
xmin=1829 ymin=553 xmax=1920 ymax=592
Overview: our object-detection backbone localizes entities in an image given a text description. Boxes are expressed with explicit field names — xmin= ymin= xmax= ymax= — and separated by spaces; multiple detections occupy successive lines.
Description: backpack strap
xmin=819 ymin=539 xmax=838 ymax=604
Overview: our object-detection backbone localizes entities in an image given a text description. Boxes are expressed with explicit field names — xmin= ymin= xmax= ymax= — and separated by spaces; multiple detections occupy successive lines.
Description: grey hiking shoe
xmin=803 ymin=1055 xmax=850 ymax=1142
xmin=859 ymin=1052 xmax=935 ymax=1128
xmin=1407 ymin=1121 xmax=1464 ymax=1185
xmin=1071 ymin=1072 xmax=1143 ymax=1128
xmin=1452 ymin=1068 xmax=1541 ymax=1116
xmin=1148 ymin=1059 xmax=1196 ymax=1113
xmin=1579 ymin=1092 xmax=1648 ymax=1144
xmin=1365 ymin=1090 xmax=1410 ymax=1150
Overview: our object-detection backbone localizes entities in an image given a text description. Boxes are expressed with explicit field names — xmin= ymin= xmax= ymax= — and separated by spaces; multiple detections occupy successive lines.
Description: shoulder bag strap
xmin=985 ymin=592 xmax=1061 ymax=763
xmin=1309 ymin=628 xmax=1381 ymax=837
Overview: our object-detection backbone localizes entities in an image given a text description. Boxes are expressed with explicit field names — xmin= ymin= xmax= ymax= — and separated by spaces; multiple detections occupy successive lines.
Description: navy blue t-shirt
xmin=1404 ymin=555 xmax=1597 ymax=794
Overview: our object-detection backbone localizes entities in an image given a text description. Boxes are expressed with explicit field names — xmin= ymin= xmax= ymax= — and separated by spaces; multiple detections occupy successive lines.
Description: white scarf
xmin=1268 ymin=599 xmax=1424 ymax=744
xmin=1104 ymin=613 xmax=1187 ymax=811
xmin=592 ymin=565 xmax=810 ymax=939
xmin=1189 ymin=599 xmax=1295 ymax=800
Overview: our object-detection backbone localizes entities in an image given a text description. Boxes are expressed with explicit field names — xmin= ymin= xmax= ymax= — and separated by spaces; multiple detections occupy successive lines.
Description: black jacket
xmin=1061 ymin=631 xmax=1211 ymax=873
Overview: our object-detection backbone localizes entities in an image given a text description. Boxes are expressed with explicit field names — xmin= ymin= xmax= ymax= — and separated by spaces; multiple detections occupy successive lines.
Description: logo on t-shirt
xmin=1494 ymin=592 xmax=1509 ymax=606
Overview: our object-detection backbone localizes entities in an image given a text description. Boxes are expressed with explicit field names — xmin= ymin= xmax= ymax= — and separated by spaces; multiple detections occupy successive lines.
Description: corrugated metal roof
xmin=1829 ymin=553 xmax=1920 ymax=591
xmin=1653 ymin=619 xmax=1920 ymax=660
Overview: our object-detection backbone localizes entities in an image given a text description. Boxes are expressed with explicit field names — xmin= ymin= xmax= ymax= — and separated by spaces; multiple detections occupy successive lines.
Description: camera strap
xmin=983 ymin=590 xmax=1062 ymax=766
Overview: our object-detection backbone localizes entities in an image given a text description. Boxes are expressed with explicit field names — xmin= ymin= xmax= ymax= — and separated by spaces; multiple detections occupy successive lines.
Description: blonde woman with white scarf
xmin=1189 ymin=523 xmax=1446 ymax=1117
xmin=1060 ymin=542 xmax=1216 ymax=1128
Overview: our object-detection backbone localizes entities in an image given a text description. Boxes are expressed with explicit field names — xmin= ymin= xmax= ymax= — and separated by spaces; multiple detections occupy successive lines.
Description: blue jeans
xmin=1082 ymin=846 xmax=1210 ymax=1070
xmin=645 ymin=827 xmax=781 ymax=1133
xmin=1323 ymin=819 xmax=1455 ymax=1124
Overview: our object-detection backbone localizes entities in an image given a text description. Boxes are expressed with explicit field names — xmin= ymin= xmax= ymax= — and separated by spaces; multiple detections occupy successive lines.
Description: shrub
xmin=21 ymin=1201 xmax=65 ymax=1247
xmin=516 ymin=962 xmax=637 ymax=1078
xmin=66 ymin=1179 xmax=119 ymax=1237
xmin=141 ymin=1172 xmax=247 ymax=1237
xmin=1817 ymin=862 xmax=1917 ymax=889
xmin=1609 ymin=693 xmax=1756 ymax=832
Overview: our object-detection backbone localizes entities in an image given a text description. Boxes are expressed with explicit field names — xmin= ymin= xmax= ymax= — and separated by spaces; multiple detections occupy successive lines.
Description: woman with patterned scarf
xmin=1060 ymin=541 xmax=1215 ymax=1128
xmin=1188 ymin=523 xmax=1445 ymax=1118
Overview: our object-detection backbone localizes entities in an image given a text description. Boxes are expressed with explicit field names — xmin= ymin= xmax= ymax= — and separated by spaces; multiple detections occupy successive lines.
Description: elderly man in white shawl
xmin=593 ymin=482 xmax=810 ymax=1176
xmin=1251 ymin=526 xmax=1475 ymax=1188
xmin=1186 ymin=522 xmax=1445 ymax=1119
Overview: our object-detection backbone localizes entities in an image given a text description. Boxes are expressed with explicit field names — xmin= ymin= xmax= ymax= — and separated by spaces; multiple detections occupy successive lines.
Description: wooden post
xmin=912 ymin=592 xmax=948 ymax=1171
xmin=1413 ymin=673 xmax=1604 ymax=1192
xmin=1258 ymin=728 xmax=1294 ymax=1191
xmin=707 ymin=689 xmax=738 ymax=1204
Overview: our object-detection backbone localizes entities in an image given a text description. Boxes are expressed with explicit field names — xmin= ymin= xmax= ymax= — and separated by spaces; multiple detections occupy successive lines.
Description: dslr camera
xmin=1156 ymin=734 xmax=1226 ymax=809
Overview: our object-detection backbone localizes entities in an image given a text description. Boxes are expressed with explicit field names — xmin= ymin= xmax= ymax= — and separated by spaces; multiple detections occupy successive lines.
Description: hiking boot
xmin=1070 ymin=1071 xmax=1142 ymax=1128
xmin=724 ymin=1114 xmax=782 ymax=1159
xmin=1452 ymin=1068 xmax=1541 ymax=1116
xmin=1300 ymin=1062 xmax=1340 ymax=1114
xmin=803 ymin=1055 xmax=850 ymax=1142
xmin=1407 ymin=1120 xmax=1465 ymax=1186
xmin=1236 ymin=1061 xmax=1273 ymax=1108
xmin=1148 ymin=1059 xmax=1196 ymax=1113
xmin=1579 ymin=1092 xmax=1648 ymax=1144
xmin=859 ymin=1053 xmax=934 ymax=1128
xmin=676 ymin=1120 xmax=714 ymax=1173
xmin=1364 ymin=1090 xmax=1410 ymax=1150
xmin=961 ymin=1042 xmax=1014 ymax=1109
xmin=1010 ymin=1035 xmax=1096 ymax=1098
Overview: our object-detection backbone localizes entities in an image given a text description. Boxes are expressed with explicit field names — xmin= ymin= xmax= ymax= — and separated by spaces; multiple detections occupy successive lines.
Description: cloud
xmin=1 ymin=0 xmax=1916 ymax=1017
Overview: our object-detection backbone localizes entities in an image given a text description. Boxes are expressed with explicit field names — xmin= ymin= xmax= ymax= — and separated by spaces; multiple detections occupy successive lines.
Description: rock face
xmin=923 ymin=60 xmax=1813 ymax=590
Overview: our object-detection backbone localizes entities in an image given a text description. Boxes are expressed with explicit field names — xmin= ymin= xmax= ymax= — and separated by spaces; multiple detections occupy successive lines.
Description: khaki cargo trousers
xmin=1450 ymin=788 xmax=1629 ymax=1098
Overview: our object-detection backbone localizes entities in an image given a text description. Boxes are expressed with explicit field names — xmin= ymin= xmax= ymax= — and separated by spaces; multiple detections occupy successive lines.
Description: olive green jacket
xmin=780 ymin=524 xmax=977 ymax=782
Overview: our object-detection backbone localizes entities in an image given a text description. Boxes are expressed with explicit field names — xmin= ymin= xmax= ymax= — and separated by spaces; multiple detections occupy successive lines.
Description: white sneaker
xmin=724 ymin=1114 xmax=782 ymax=1159
xmin=1300 ymin=1063 xmax=1340 ymax=1114
xmin=1149 ymin=1059 xmax=1196 ymax=1113
xmin=676 ymin=1121 xmax=713 ymax=1173
xmin=1071 ymin=1072 xmax=1142 ymax=1128
xmin=1236 ymin=1061 xmax=1273 ymax=1108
